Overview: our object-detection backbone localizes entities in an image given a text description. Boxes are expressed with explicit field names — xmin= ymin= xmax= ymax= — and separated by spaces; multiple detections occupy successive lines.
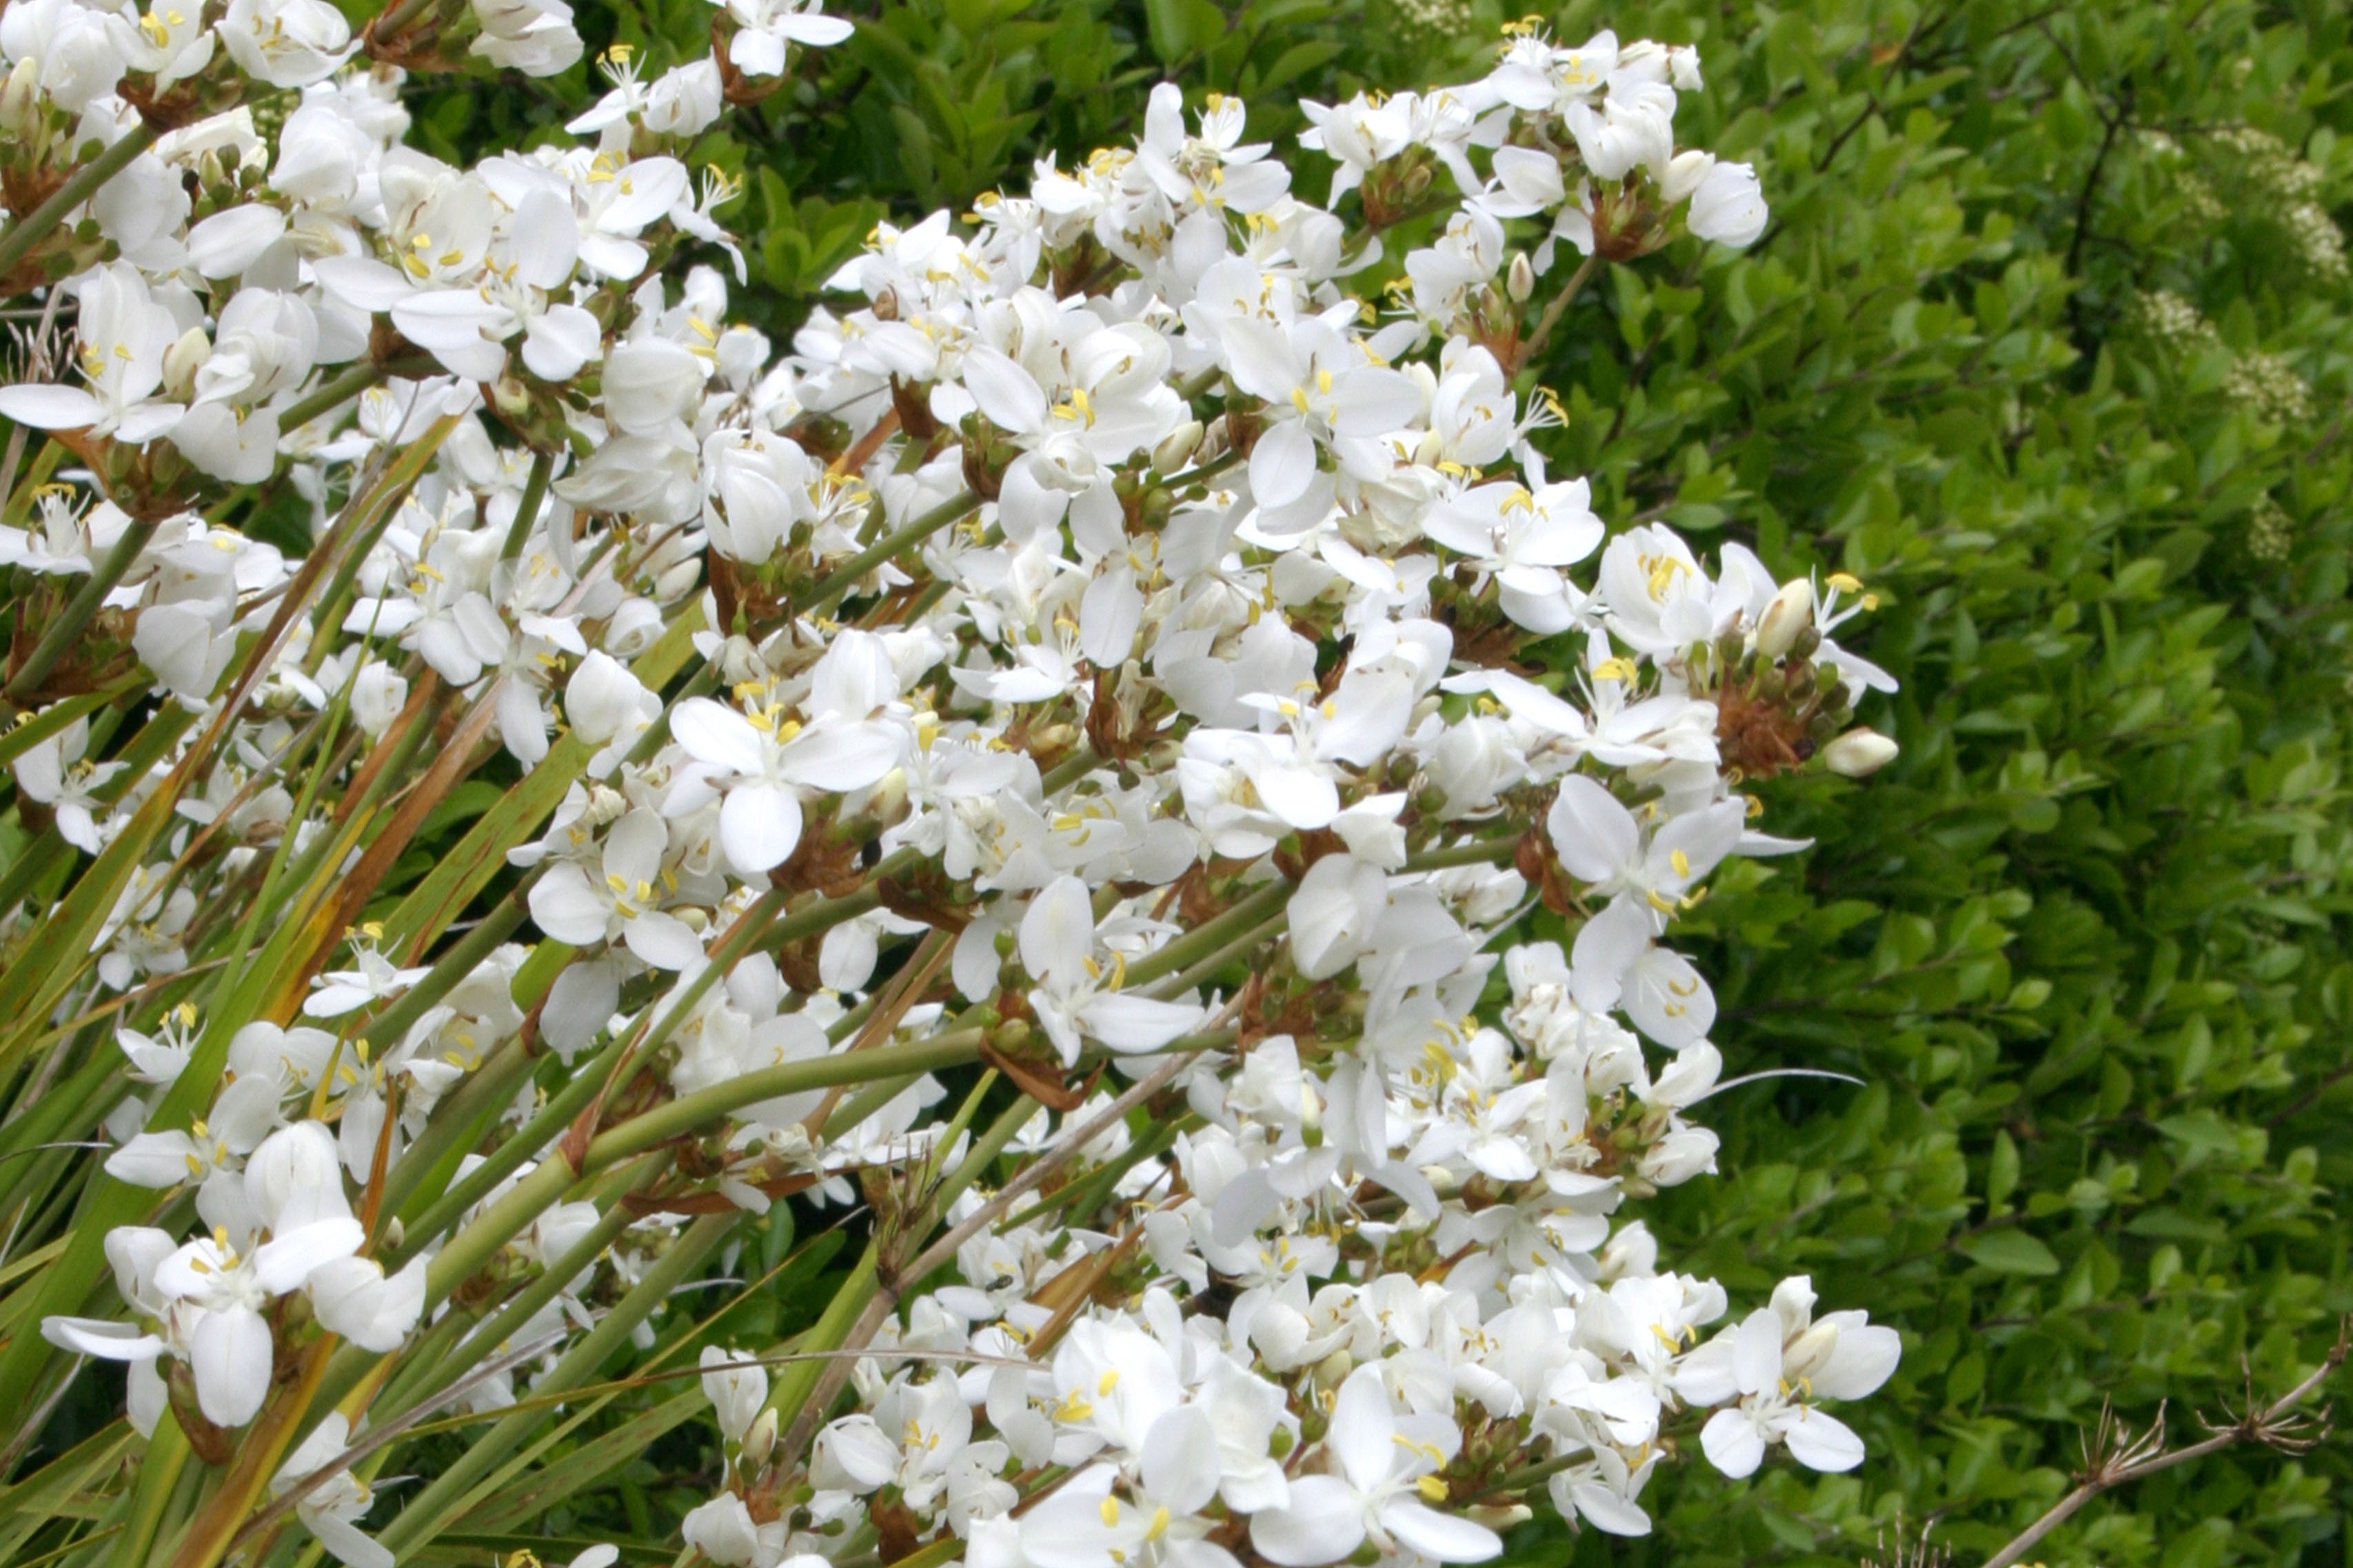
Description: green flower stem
xmin=1401 ymin=835 xmax=1519 ymax=873
xmin=276 ymin=365 xmax=371 ymax=437
xmin=763 ymin=1239 xmax=878 ymax=1436
xmin=387 ymin=884 xmax=778 ymax=1259
xmin=818 ymin=1070 xmax=924 ymax=1140
xmin=798 ymin=488 xmax=980 ymax=620
xmin=377 ymin=1210 xmax=736 ymax=1555
xmin=96 ymin=1411 xmax=186 ymax=1568
xmin=771 ymin=1081 xmax=1029 ymax=1452
xmin=369 ymin=1033 xmax=532 ymax=1225
xmin=1126 ymin=877 xmax=1293 ymax=991
xmin=583 ymin=1026 xmax=990 ymax=1172
xmin=375 ymin=1152 xmax=671 ymax=1424
xmin=1158 ymin=907 xmax=1291 ymax=997
xmin=0 ymin=122 xmax=161 ymax=285
xmin=388 ymin=1032 xmax=619 ymax=1266
xmin=498 ymin=449 xmax=554 ymax=563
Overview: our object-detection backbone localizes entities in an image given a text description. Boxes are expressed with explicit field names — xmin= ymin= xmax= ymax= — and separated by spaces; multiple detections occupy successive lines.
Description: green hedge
xmin=394 ymin=1 xmax=2353 ymax=1560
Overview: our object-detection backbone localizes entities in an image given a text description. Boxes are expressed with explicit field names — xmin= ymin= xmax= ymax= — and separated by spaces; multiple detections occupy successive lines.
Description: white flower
xmin=528 ymin=806 xmax=707 ymax=968
xmin=271 ymin=1412 xmax=392 ymax=1568
xmin=11 ymin=716 xmax=124 ymax=852
xmin=216 ymin=0 xmax=354 ymax=85
xmin=1019 ymin=876 xmax=1203 ymax=1066
xmin=1688 ymin=1289 xmax=1897 ymax=1478
xmin=719 ymin=0 xmax=851 ymax=77
xmin=702 ymin=1344 xmax=769 ymax=1445
xmin=1249 ymin=1365 xmax=1500 ymax=1565
xmin=0 ymin=263 xmax=183 ymax=442
xmin=665 ymin=635 xmax=907 ymax=875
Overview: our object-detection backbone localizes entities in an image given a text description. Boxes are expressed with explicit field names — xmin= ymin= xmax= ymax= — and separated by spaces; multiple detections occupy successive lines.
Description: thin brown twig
xmin=1513 ymin=254 xmax=1601 ymax=374
xmin=1979 ymin=1318 xmax=2348 ymax=1568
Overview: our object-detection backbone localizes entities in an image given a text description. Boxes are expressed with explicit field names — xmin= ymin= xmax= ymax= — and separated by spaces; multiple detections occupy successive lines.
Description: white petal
xmin=1732 ymin=1308 xmax=1782 ymax=1396
xmin=623 ymin=910 xmax=707 ymax=970
xmin=1699 ymin=1407 xmax=1766 ymax=1478
xmin=1077 ymin=993 xmax=1202 ymax=1054
xmin=1568 ymin=895 xmax=1648 ymax=1014
xmin=1563 ymin=1478 xmax=1650 ymax=1537
xmin=1249 ymin=1476 xmax=1363 ymax=1567
xmin=1019 ymin=877 xmax=1095 ymax=988
xmin=510 ymin=188 xmax=582 ymax=289
xmin=1546 ymin=776 xmax=1637 ymax=884
xmin=307 ymin=1514 xmax=394 ymax=1568
xmin=1379 ymin=1500 xmax=1501 ymax=1564
xmin=775 ymin=722 xmax=902 ymax=791
xmin=187 ymin=205 xmax=287 ymax=278
xmin=720 ymin=782 xmax=802 ymax=875
xmin=42 ymin=1316 xmax=164 ymax=1360
xmin=252 ymin=1216 xmax=364 ymax=1292
xmin=1813 ymin=1323 xmax=1902 ymax=1400
xmin=542 ymin=959 xmax=622 ymax=1059
xmin=192 ymin=1306 xmax=273 ymax=1427
xmin=1784 ymin=1407 xmax=1866 ymax=1472
xmin=670 ymin=696 xmax=767 ymax=775
xmin=1324 ymin=1367 xmax=1395 ymax=1489
xmin=1141 ymin=1405 xmax=1222 ymax=1516
xmin=522 ymin=305 xmax=603 ymax=382
xmin=962 ymin=345 xmax=1048 ymax=434
xmin=0 ymin=384 xmax=103 ymax=429
xmin=1249 ymin=419 xmax=1316 ymax=509
xmin=311 ymin=255 xmax=414 ymax=312
xmin=529 ymin=866 xmax=614 ymax=946
xmin=1626 ymin=945 xmax=1715 ymax=1049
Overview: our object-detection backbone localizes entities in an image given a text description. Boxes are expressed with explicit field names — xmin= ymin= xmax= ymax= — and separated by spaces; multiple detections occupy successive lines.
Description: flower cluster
xmin=1 ymin=7 xmax=1903 ymax=1567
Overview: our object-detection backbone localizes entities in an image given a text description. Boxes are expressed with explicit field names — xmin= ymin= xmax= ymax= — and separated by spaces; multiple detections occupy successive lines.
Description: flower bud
xmin=1820 ymin=726 xmax=1899 ymax=777
xmin=1506 ymin=251 xmax=1535 ymax=304
xmin=1783 ymin=1321 xmax=1840 ymax=1383
xmin=245 ymin=1120 xmax=345 ymax=1228
xmin=1660 ymin=148 xmax=1717 ymax=205
xmin=1754 ymin=578 xmax=1812 ymax=658
xmin=163 ymin=328 xmax=212 ymax=401
xmin=740 ymin=1405 xmax=778 ymax=1469
xmin=1152 ymin=419 xmax=1202 ymax=474
xmin=655 ymin=560 xmax=703 ymax=602
xmin=351 ymin=662 xmax=409 ymax=739
xmin=0 ymin=59 xmax=39 ymax=133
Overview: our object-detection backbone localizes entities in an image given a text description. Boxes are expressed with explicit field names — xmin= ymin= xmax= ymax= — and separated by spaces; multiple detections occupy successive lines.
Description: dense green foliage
xmin=259 ymin=0 xmax=2353 ymax=1560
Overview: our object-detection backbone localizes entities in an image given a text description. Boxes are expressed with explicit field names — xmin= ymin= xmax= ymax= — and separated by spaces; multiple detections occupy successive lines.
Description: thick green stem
xmin=1161 ymin=908 xmax=1289 ymax=997
xmin=1127 ymin=877 xmax=1293 ymax=992
xmin=586 ymin=1027 xmax=989 ymax=1170
xmin=389 ymin=1036 xmax=614 ymax=1265
xmin=1402 ymin=836 xmax=1519 ymax=873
